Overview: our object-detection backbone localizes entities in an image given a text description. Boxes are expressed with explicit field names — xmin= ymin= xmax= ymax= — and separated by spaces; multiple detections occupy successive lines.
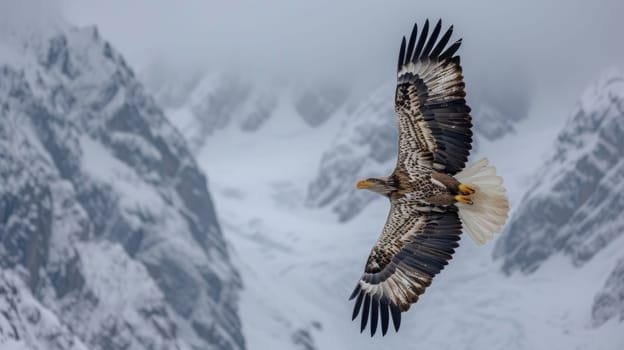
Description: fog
xmin=4 ymin=0 xmax=622 ymax=119
xmin=60 ymin=1 xmax=624 ymax=97
xmin=0 ymin=0 xmax=62 ymax=37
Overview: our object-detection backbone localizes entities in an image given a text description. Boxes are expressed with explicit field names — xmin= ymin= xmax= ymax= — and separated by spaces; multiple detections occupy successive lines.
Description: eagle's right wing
xmin=394 ymin=19 xmax=473 ymax=177
xmin=349 ymin=203 xmax=462 ymax=336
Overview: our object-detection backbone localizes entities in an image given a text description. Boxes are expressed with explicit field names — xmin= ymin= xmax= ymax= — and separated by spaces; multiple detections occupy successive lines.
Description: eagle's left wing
xmin=349 ymin=203 xmax=462 ymax=336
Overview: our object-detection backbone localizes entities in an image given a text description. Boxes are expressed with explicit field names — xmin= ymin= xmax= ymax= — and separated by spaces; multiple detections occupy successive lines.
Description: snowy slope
xmin=182 ymin=68 xmax=623 ymax=349
xmin=0 ymin=24 xmax=243 ymax=350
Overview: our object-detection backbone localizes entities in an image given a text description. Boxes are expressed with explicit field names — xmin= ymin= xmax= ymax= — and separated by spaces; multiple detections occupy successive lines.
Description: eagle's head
xmin=356 ymin=177 xmax=397 ymax=196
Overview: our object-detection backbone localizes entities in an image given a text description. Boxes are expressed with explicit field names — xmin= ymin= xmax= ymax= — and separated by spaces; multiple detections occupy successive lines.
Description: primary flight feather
xmin=350 ymin=19 xmax=509 ymax=337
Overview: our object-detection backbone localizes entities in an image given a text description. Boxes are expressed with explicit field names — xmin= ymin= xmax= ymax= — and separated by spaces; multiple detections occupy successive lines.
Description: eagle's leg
xmin=432 ymin=172 xmax=475 ymax=204
xmin=454 ymin=194 xmax=473 ymax=205
xmin=458 ymin=184 xmax=476 ymax=195
xmin=431 ymin=172 xmax=476 ymax=196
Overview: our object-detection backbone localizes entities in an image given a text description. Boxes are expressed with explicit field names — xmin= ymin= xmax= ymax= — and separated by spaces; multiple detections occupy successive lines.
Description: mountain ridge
xmin=494 ymin=69 xmax=624 ymax=273
xmin=0 ymin=24 xmax=244 ymax=350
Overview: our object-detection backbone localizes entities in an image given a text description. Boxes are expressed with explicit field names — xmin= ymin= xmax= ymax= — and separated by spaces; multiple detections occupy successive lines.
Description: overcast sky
xmin=2 ymin=0 xmax=623 ymax=122
xmin=59 ymin=1 xmax=624 ymax=89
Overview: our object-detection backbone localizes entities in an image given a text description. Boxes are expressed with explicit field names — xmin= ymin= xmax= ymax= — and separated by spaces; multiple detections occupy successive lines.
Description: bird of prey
xmin=350 ymin=19 xmax=509 ymax=337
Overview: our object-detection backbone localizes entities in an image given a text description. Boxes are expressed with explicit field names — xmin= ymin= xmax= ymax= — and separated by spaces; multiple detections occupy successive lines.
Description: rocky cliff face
xmin=493 ymin=70 xmax=624 ymax=329
xmin=494 ymin=70 xmax=624 ymax=274
xmin=0 ymin=270 xmax=88 ymax=350
xmin=592 ymin=257 xmax=624 ymax=327
xmin=0 ymin=24 xmax=243 ymax=350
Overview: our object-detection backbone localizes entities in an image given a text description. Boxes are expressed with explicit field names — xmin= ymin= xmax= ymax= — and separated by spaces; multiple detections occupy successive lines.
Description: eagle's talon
xmin=458 ymin=184 xmax=475 ymax=195
xmin=454 ymin=194 xmax=473 ymax=205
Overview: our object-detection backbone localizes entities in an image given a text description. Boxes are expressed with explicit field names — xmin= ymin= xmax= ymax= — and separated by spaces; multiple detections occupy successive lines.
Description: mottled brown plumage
xmin=350 ymin=19 xmax=474 ymax=337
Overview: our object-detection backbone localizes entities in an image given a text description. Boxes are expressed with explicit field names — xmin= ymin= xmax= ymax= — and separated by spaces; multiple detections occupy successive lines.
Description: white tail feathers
xmin=454 ymin=158 xmax=509 ymax=245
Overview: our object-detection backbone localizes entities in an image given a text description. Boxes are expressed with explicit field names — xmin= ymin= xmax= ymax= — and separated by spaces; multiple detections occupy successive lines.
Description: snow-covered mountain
xmin=495 ymin=70 xmax=624 ymax=272
xmin=495 ymin=69 xmax=624 ymax=327
xmin=294 ymin=84 xmax=348 ymax=128
xmin=0 ymin=24 xmax=243 ymax=350
xmin=144 ymin=69 xmax=350 ymax=153
xmin=305 ymin=83 xmax=397 ymax=221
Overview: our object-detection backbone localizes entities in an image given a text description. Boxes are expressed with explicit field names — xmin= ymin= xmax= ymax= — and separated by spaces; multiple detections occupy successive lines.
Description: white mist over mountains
xmin=60 ymin=0 xmax=624 ymax=111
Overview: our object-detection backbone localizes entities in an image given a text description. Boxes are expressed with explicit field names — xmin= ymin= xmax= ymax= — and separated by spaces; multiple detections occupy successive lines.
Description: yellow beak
xmin=356 ymin=180 xmax=373 ymax=190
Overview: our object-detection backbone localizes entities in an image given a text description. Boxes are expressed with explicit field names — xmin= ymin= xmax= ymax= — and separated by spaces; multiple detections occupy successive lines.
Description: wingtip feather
xmin=397 ymin=36 xmax=407 ymax=72
xmin=360 ymin=294 xmax=371 ymax=332
xmin=352 ymin=291 xmax=364 ymax=320
xmin=390 ymin=304 xmax=401 ymax=332
xmin=370 ymin=297 xmax=379 ymax=337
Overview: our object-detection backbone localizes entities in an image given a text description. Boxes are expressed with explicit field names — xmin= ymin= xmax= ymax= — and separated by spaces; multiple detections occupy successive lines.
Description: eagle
xmin=350 ymin=19 xmax=509 ymax=337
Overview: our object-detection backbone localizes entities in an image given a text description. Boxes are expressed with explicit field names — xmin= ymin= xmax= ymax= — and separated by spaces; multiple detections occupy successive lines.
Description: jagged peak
xmin=550 ymin=67 xmax=624 ymax=160
xmin=578 ymin=67 xmax=624 ymax=116
xmin=0 ymin=15 xmax=245 ymax=349
xmin=494 ymin=66 xmax=624 ymax=274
